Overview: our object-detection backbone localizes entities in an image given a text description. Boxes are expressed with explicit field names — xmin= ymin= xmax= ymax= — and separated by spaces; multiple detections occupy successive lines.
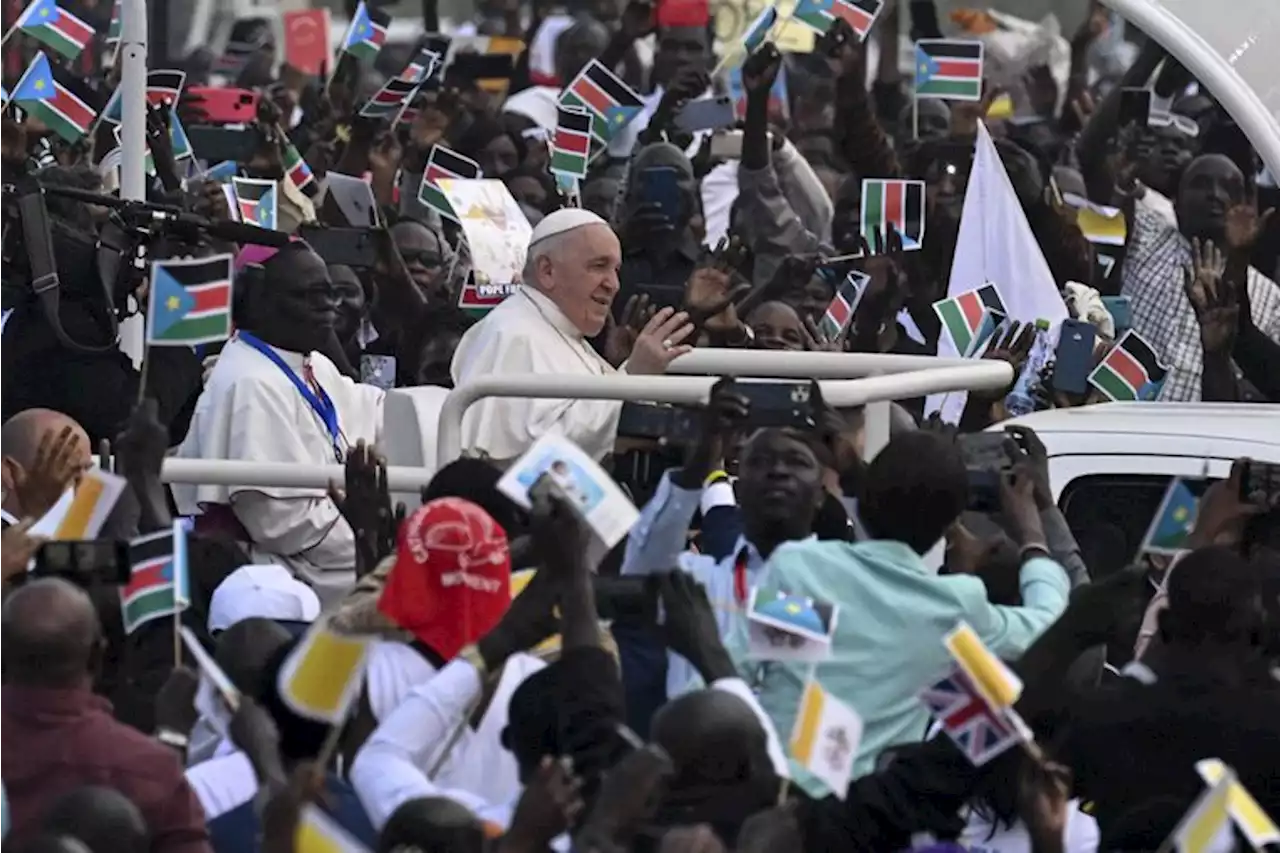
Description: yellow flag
xmin=986 ymin=93 xmax=1015 ymax=120
xmin=943 ymin=622 xmax=1022 ymax=709
xmin=1197 ymin=759 xmax=1280 ymax=848
xmin=788 ymin=679 xmax=862 ymax=800
xmin=40 ymin=469 xmax=128 ymax=540
xmin=277 ymin=620 xmax=371 ymax=724
xmin=294 ymin=805 xmax=369 ymax=853
xmin=1172 ymin=769 xmax=1234 ymax=853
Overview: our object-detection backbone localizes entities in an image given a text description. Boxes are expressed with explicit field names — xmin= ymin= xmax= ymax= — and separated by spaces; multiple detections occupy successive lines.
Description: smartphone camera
xmin=32 ymin=540 xmax=131 ymax=586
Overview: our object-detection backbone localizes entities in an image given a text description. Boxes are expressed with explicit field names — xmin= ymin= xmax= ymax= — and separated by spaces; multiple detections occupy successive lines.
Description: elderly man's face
xmin=535 ymin=224 xmax=621 ymax=336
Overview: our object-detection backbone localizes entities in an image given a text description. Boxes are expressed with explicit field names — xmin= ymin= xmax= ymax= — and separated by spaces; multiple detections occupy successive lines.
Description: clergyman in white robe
xmin=174 ymin=335 xmax=384 ymax=602
xmin=450 ymin=285 xmax=621 ymax=465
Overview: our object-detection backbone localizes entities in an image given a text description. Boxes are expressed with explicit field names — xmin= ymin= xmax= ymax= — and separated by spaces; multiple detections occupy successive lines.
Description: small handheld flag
xmin=1195 ymin=759 xmax=1280 ymax=849
xmin=231 ymin=177 xmax=279 ymax=230
xmin=933 ymin=282 xmax=1007 ymax=358
xmin=920 ymin=622 xmax=1028 ymax=767
xmin=792 ymin=0 xmax=883 ymax=40
xmin=38 ymin=468 xmax=127 ymax=541
xmin=179 ymin=626 xmax=241 ymax=711
xmin=915 ymin=40 xmax=984 ymax=102
xmin=277 ymin=619 xmax=372 ymax=724
xmin=861 ymin=179 xmax=925 ymax=252
xmin=13 ymin=64 xmax=97 ymax=144
xmin=1165 ymin=768 xmax=1234 ymax=853
xmin=558 ymin=59 xmax=644 ymax=145
xmin=295 ymin=804 xmax=371 ymax=853
xmin=1065 ymin=193 xmax=1127 ymax=247
xmin=789 ymin=679 xmax=862 ymax=799
xmin=819 ymin=270 xmax=870 ymax=341
xmin=16 ymin=0 xmax=95 ymax=61
xmin=1088 ymin=329 xmax=1168 ymax=402
xmin=943 ymin=622 xmax=1022 ymax=710
xmin=102 ymin=68 xmax=189 ymax=133
xmin=1139 ymin=478 xmax=1199 ymax=557
xmin=360 ymin=77 xmax=419 ymax=119
xmin=146 ymin=254 xmax=235 ymax=347
xmin=120 ymin=528 xmax=184 ymax=634
xmin=919 ymin=667 xmax=1020 ymax=766
xmin=418 ymin=145 xmax=480 ymax=222
xmin=398 ymin=45 xmax=445 ymax=87
xmin=283 ymin=143 xmax=319 ymax=198
xmin=741 ymin=7 xmax=778 ymax=54
xmin=550 ymin=105 xmax=593 ymax=178
xmin=10 ymin=52 xmax=55 ymax=105
xmin=339 ymin=1 xmax=390 ymax=63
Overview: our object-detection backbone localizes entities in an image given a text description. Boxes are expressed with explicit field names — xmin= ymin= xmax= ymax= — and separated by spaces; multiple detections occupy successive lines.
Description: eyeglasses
xmin=399 ymin=249 xmax=444 ymax=269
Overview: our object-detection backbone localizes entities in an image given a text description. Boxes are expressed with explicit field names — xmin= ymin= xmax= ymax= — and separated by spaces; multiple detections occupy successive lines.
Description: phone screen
xmin=640 ymin=166 xmax=682 ymax=223
xmin=1052 ymin=319 xmax=1098 ymax=395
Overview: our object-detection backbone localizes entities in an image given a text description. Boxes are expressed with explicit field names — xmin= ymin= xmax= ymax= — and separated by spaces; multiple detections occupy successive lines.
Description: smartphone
xmin=360 ymin=354 xmax=397 ymax=389
xmin=1239 ymin=459 xmax=1280 ymax=507
xmin=445 ymin=52 xmax=515 ymax=84
xmin=639 ymin=165 xmax=682 ymax=223
xmin=674 ymin=96 xmax=736 ymax=133
xmin=737 ymin=380 xmax=820 ymax=430
xmin=324 ymin=172 xmax=380 ymax=228
xmin=709 ymin=130 xmax=744 ymax=160
xmin=1101 ymin=295 xmax=1132 ymax=334
xmin=297 ymin=225 xmax=378 ymax=268
xmin=186 ymin=125 xmax=258 ymax=163
xmin=958 ymin=432 xmax=1013 ymax=512
xmin=185 ymin=87 xmax=260 ymax=124
xmin=1052 ymin=319 xmax=1098 ymax=396
xmin=32 ymin=540 xmax=131 ymax=585
xmin=1118 ymin=87 xmax=1152 ymax=129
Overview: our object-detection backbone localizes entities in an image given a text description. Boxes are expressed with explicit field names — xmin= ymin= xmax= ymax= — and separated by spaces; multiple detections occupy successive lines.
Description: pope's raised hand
xmin=626 ymin=307 xmax=695 ymax=374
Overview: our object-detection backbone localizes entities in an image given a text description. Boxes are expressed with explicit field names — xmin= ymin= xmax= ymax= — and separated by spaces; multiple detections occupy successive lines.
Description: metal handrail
xmin=435 ymin=361 xmax=1012 ymax=464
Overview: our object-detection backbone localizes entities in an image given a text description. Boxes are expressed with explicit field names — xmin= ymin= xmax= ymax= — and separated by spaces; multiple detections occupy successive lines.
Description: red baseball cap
xmin=377 ymin=497 xmax=512 ymax=661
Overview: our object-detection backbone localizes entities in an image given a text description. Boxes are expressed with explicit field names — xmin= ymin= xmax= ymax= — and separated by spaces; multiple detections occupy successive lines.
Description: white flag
xmin=926 ymin=122 xmax=1068 ymax=423
xmin=788 ymin=679 xmax=862 ymax=800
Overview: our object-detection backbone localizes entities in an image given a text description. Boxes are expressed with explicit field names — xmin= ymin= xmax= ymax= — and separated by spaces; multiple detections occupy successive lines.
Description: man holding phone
xmin=617 ymin=142 xmax=705 ymax=311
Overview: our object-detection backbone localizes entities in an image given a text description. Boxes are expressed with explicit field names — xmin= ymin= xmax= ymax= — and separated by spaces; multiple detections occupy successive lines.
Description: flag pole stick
xmin=135 ymin=344 xmax=152 ymax=405
xmin=1 ymin=21 xmax=20 ymax=48
xmin=314 ymin=716 xmax=348 ymax=772
xmin=172 ymin=606 xmax=181 ymax=667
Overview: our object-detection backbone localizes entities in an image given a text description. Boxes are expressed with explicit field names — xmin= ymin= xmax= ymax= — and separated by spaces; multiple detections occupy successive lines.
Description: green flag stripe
xmin=27 ymin=26 xmax=81 ymax=58
xmin=936 ymin=300 xmax=971 ymax=353
xmin=917 ymin=79 xmax=982 ymax=98
xmin=550 ymin=149 xmax=588 ymax=177
xmin=1091 ymin=365 xmax=1136 ymax=401
xmin=24 ymin=99 xmax=84 ymax=142
xmin=154 ymin=312 xmax=230 ymax=345
xmin=122 ymin=585 xmax=177 ymax=632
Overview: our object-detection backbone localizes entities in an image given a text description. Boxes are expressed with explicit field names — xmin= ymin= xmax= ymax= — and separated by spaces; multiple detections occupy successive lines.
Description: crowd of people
xmin=2 ymin=0 xmax=1280 ymax=850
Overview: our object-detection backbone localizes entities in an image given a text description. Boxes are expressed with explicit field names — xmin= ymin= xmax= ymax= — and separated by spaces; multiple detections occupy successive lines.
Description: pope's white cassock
xmin=175 ymin=334 xmax=384 ymax=602
xmin=450 ymin=211 xmax=622 ymax=465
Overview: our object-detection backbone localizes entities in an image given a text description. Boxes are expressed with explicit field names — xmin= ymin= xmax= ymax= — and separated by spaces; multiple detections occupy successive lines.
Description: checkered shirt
xmin=1120 ymin=203 xmax=1280 ymax=400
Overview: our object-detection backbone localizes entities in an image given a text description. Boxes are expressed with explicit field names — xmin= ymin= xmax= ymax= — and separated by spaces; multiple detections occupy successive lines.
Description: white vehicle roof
xmin=997 ymin=402 xmax=1280 ymax=463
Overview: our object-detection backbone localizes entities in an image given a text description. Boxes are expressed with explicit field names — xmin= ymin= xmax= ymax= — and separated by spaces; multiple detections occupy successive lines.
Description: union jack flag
xmin=919 ymin=667 xmax=1020 ymax=766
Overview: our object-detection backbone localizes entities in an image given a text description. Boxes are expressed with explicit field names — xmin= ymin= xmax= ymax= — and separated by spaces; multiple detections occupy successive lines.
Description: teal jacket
xmin=724 ymin=539 xmax=1069 ymax=788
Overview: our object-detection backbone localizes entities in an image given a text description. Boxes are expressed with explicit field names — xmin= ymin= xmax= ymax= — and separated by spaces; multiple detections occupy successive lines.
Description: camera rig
xmin=0 ymin=179 xmax=288 ymax=350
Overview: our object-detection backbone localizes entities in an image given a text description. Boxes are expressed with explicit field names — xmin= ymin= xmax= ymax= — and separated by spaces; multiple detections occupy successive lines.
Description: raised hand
xmin=626 ymin=307 xmax=696 ymax=374
xmin=1223 ymin=203 xmax=1274 ymax=254
xmin=327 ymin=440 xmax=395 ymax=577
xmin=502 ymin=757 xmax=585 ymax=853
xmin=742 ymin=43 xmax=783 ymax=97
xmin=604 ymin=294 xmax=656 ymax=367
xmin=1183 ymin=237 xmax=1238 ymax=354
xmin=13 ymin=425 xmax=85 ymax=520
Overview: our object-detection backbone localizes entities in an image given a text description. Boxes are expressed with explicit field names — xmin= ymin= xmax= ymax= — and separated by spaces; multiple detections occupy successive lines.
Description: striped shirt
xmin=1120 ymin=204 xmax=1280 ymax=401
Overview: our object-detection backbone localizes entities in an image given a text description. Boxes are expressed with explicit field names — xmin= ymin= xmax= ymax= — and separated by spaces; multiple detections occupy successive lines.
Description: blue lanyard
xmin=237 ymin=332 xmax=345 ymax=462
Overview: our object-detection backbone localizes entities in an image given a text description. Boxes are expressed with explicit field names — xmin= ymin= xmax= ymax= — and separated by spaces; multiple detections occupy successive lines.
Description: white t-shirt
xmin=959 ymin=801 xmax=1099 ymax=853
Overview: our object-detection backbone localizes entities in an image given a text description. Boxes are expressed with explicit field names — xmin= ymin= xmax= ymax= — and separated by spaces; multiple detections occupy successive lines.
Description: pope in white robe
xmin=451 ymin=209 xmax=695 ymax=466
xmin=175 ymin=334 xmax=384 ymax=603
